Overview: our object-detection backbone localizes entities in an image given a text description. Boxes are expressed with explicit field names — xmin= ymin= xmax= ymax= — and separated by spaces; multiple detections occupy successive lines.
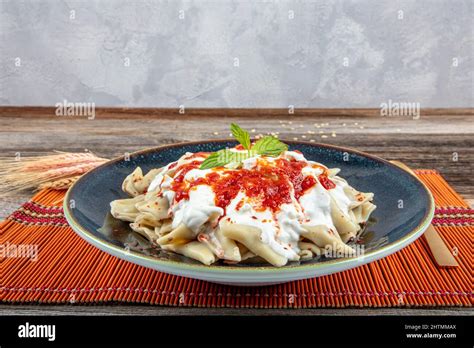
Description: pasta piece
xmin=214 ymin=228 xmax=241 ymax=262
xmin=301 ymin=224 xmax=356 ymax=257
xmin=162 ymin=241 xmax=217 ymax=265
xmin=220 ymin=222 xmax=288 ymax=267
xmin=329 ymin=182 xmax=375 ymax=242
xmin=130 ymin=212 xmax=163 ymax=242
xmin=360 ymin=201 xmax=376 ymax=223
xmin=122 ymin=167 xmax=162 ymax=197
xmin=298 ymin=241 xmax=324 ymax=257
xmin=350 ymin=201 xmax=375 ymax=227
xmin=144 ymin=185 xmax=160 ymax=200
xmin=156 ymin=219 xmax=173 ymax=237
xmin=197 ymin=232 xmax=225 ymax=259
xmin=130 ymin=223 xmax=160 ymax=242
xmin=329 ymin=197 xmax=360 ymax=242
xmin=135 ymin=195 xmax=169 ymax=221
xmin=236 ymin=243 xmax=256 ymax=261
xmin=110 ymin=195 xmax=145 ymax=222
xmin=298 ymin=249 xmax=313 ymax=260
xmin=156 ymin=223 xmax=194 ymax=246
xmin=344 ymin=186 xmax=374 ymax=210
xmin=240 ymin=251 xmax=256 ymax=261
xmin=135 ymin=212 xmax=162 ymax=228
xmin=351 ymin=205 xmax=364 ymax=225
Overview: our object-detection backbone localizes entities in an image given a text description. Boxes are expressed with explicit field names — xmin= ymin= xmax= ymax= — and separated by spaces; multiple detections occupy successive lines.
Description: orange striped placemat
xmin=1 ymin=170 xmax=472 ymax=308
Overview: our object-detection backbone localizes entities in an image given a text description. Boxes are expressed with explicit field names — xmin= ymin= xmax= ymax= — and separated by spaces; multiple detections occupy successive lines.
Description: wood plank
xmin=1 ymin=106 xmax=473 ymax=118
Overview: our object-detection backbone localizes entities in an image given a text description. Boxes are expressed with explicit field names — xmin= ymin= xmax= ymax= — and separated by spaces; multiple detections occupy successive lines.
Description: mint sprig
xmin=199 ymin=124 xmax=288 ymax=169
xmin=230 ymin=123 xmax=251 ymax=150
xmin=252 ymin=136 xmax=288 ymax=156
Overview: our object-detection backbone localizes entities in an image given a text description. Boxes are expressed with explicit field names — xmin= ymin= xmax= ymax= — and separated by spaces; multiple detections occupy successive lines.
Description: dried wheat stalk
xmin=0 ymin=151 xmax=108 ymax=195
xmin=37 ymin=176 xmax=81 ymax=191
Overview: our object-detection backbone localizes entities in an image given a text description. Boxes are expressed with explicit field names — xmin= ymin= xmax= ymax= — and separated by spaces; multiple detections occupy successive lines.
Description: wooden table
xmin=0 ymin=107 xmax=473 ymax=316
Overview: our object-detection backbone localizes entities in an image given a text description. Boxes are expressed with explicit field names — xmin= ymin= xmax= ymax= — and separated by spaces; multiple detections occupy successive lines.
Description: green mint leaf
xmin=199 ymin=151 xmax=225 ymax=170
xmin=252 ymin=136 xmax=288 ymax=156
xmin=199 ymin=125 xmax=289 ymax=169
xmin=199 ymin=149 xmax=237 ymax=170
xmin=199 ymin=149 xmax=257 ymax=169
xmin=230 ymin=123 xmax=251 ymax=150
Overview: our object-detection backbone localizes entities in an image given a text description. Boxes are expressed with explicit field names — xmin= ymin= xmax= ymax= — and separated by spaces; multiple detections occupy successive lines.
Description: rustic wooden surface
xmin=0 ymin=108 xmax=472 ymax=316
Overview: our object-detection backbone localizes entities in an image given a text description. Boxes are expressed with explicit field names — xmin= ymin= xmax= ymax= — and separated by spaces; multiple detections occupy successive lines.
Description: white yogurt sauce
xmin=171 ymin=185 xmax=224 ymax=233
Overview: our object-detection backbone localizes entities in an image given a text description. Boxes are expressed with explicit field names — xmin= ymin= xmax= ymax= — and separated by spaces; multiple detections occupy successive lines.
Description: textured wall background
xmin=0 ymin=0 xmax=472 ymax=108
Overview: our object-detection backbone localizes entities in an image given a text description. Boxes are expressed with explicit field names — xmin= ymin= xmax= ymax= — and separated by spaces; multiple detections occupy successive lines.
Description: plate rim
xmin=64 ymin=139 xmax=435 ymax=275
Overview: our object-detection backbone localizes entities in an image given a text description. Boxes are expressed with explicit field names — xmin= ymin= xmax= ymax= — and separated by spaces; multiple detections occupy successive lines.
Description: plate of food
xmin=64 ymin=124 xmax=434 ymax=285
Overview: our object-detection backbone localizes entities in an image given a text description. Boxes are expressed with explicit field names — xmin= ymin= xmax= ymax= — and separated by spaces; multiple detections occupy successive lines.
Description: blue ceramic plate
xmin=64 ymin=141 xmax=434 ymax=285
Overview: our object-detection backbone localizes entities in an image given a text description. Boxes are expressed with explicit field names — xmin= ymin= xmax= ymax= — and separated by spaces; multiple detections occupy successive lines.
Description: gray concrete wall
xmin=1 ymin=0 xmax=472 ymax=107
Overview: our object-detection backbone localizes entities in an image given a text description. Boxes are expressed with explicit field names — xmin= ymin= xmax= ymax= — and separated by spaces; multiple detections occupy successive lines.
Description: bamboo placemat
xmin=1 ymin=170 xmax=472 ymax=308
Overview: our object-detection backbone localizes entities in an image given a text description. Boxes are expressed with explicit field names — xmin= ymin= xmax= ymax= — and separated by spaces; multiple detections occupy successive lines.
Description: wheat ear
xmin=0 ymin=151 xmax=108 ymax=195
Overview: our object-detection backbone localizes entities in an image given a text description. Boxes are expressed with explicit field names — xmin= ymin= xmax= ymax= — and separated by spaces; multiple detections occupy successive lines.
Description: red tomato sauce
xmin=168 ymin=156 xmax=336 ymax=212
xmin=170 ymin=160 xmax=202 ymax=202
xmin=318 ymin=174 xmax=336 ymax=190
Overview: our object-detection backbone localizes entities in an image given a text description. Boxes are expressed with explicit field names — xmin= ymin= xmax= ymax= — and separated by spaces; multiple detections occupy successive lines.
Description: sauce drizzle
xmin=169 ymin=155 xmax=335 ymax=212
